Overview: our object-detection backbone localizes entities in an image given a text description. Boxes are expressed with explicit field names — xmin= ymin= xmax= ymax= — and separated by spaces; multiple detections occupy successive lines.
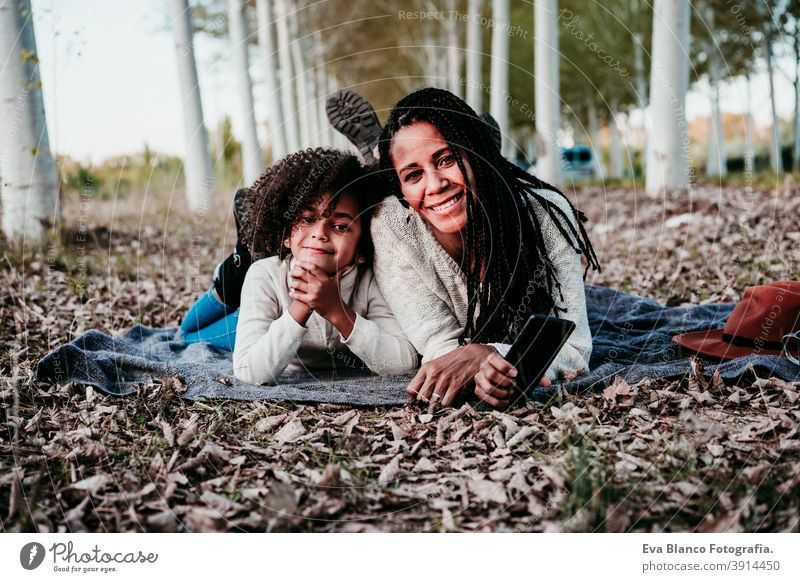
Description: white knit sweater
xmin=370 ymin=187 xmax=592 ymax=381
xmin=233 ymin=255 xmax=418 ymax=385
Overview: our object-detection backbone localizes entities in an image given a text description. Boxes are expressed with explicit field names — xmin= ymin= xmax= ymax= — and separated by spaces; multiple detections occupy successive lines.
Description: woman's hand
xmin=407 ymin=343 xmax=496 ymax=410
xmin=474 ymin=351 xmax=552 ymax=408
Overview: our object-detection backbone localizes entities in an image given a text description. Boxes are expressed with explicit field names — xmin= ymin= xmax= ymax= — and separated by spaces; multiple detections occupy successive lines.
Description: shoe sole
xmin=326 ymin=89 xmax=381 ymax=157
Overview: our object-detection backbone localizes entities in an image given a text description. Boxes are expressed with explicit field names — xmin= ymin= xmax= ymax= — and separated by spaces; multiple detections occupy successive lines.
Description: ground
xmin=1 ymin=177 xmax=799 ymax=532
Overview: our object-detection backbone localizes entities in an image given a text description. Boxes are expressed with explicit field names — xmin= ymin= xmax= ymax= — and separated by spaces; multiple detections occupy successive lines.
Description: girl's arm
xmin=233 ymin=260 xmax=308 ymax=385
xmin=288 ymin=261 xmax=418 ymax=375
xmin=336 ymin=271 xmax=419 ymax=375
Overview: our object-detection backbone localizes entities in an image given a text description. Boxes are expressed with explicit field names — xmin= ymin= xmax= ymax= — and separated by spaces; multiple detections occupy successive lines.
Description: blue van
xmin=561 ymin=145 xmax=599 ymax=181
xmin=525 ymin=144 xmax=603 ymax=181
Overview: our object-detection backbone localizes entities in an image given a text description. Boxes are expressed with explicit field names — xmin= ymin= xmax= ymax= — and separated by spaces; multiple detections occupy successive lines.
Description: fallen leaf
xmin=467 ymin=478 xmax=508 ymax=504
xmin=273 ymin=419 xmax=306 ymax=444
xmin=378 ymin=454 xmax=403 ymax=486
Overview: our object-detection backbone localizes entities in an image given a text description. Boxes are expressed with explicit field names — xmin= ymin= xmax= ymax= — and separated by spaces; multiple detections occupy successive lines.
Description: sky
xmin=29 ymin=0 xmax=799 ymax=165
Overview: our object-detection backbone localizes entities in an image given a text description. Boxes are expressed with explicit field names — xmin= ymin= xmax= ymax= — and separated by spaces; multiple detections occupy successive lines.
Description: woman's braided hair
xmin=377 ymin=87 xmax=600 ymax=345
xmin=241 ymin=148 xmax=378 ymax=264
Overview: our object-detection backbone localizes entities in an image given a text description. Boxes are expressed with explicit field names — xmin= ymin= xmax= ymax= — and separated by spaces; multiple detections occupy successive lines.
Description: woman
xmin=371 ymin=87 xmax=600 ymax=409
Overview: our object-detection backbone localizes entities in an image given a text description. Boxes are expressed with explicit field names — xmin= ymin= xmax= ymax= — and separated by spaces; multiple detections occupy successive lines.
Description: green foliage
xmin=58 ymin=148 xmax=185 ymax=202
xmin=210 ymin=115 xmax=243 ymax=185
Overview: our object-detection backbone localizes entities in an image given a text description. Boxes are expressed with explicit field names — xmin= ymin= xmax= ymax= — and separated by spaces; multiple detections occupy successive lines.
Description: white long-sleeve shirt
xmin=233 ymin=255 xmax=418 ymax=385
xmin=370 ymin=187 xmax=592 ymax=382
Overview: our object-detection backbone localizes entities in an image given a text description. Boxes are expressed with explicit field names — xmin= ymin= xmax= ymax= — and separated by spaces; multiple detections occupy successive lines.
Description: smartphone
xmin=504 ymin=314 xmax=576 ymax=392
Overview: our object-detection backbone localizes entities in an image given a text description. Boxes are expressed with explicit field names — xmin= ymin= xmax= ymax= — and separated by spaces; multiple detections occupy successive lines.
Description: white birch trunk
xmin=446 ymin=0 xmax=463 ymax=98
xmin=634 ymin=33 xmax=647 ymax=175
xmin=326 ymin=73 xmax=340 ymax=147
xmin=228 ymin=0 xmax=263 ymax=184
xmin=793 ymin=34 xmax=800 ymax=171
xmin=744 ymin=73 xmax=755 ymax=177
xmin=328 ymin=75 xmax=349 ymax=150
xmin=306 ymin=63 xmax=319 ymax=147
xmin=312 ymin=31 xmax=327 ymax=147
xmin=172 ymin=0 xmax=214 ymax=210
xmin=256 ymin=0 xmax=287 ymax=161
xmin=465 ymin=0 xmax=483 ymax=112
xmin=0 ymin=0 xmax=58 ymax=243
xmin=764 ymin=32 xmax=782 ymax=173
xmin=645 ymin=0 xmax=690 ymax=197
xmin=706 ymin=52 xmax=726 ymax=177
xmin=490 ymin=0 xmax=510 ymax=158
xmin=587 ymin=98 xmax=599 ymax=157
xmin=534 ymin=0 xmax=561 ymax=184
xmin=609 ymin=101 xmax=623 ymax=179
xmin=526 ymin=132 xmax=537 ymax=166
xmin=436 ymin=29 xmax=448 ymax=88
xmin=288 ymin=4 xmax=310 ymax=148
xmin=423 ymin=32 xmax=437 ymax=86
xmin=275 ymin=0 xmax=299 ymax=152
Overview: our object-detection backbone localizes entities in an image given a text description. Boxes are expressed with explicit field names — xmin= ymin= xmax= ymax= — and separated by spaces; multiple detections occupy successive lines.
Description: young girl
xmin=232 ymin=148 xmax=418 ymax=385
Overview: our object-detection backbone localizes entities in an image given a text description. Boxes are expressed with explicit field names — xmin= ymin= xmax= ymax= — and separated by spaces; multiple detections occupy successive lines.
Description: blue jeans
xmin=181 ymin=282 xmax=239 ymax=352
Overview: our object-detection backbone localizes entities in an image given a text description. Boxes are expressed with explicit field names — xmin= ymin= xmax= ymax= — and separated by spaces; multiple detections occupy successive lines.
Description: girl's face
xmin=389 ymin=121 xmax=476 ymax=236
xmin=284 ymin=191 xmax=362 ymax=275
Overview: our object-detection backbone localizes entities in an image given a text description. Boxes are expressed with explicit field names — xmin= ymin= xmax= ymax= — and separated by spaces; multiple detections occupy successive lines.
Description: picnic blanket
xmin=36 ymin=285 xmax=800 ymax=405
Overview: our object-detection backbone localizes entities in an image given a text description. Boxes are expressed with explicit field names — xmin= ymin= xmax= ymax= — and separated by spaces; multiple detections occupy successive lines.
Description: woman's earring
xmin=357 ymin=255 xmax=366 ymax=264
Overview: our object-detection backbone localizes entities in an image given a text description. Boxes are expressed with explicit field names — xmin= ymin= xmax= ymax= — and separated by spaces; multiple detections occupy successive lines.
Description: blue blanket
xmin=36 ymin=285 xmax=800 ymax=405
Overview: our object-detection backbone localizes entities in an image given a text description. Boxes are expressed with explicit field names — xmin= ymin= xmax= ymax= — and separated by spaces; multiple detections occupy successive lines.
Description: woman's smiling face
xmin=389 ymin=121 xmax=476 ymax=236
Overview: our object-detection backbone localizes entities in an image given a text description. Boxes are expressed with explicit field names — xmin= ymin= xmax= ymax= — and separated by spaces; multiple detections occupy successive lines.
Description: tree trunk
xmin=465 ymin=0 xmax=483 ymax=112
xmin=587 ymin=97 xmax=599 ymax=159
xmin=609 ymin=100 xmax=623 ymax=179
xmin=275 ymin=0 xmax=299 ymax=152
xmin=764 ymin=31 xmax=782 ymax=173
xmin=534 ymin=0 xmax=561 ymax=184
xmin=437 ymin=29 xmax=448 ymax=88
xmin=0 ymin=0 xmax=59 ymax=244
xmin=744 ymin=72 xmax=755 ymax=177
xmin=312 ymin=31 xmax=330 ymax=146
xmin=423 ymin=31 xmax=438 ymax=87
xmin=256 ymin=0 xmax=287 ymax=162
xmin=446 ymin=0 xmax=463 ymax=98
xmin=328 ymin=74 xmax=348 ymax=150
xmin=228 ymin=0 xmax=263 ymax=184
xmin=289 ymin=4 xmax=310 ymax=148
xmin=317 ymin=60 xmax=334 ymax=147
xmin=490 ymin=0 xmax=510 ymax=158
xmin=172 ymin=0 xmax=214 ymax=210
xmin=634 ymin=32 xmax=647 ymax=176
xmin=794 ymin=32 xmax=800 ymax=171
xmin=645 ymin=0 xmax=690 ymax=197
xmin=526 ymin=131 xmax=537 ymax=167
xmin=306 ymin=55 xmax=319 ymax=147
xmin=706 ymin=51 xmax=726 ymax=177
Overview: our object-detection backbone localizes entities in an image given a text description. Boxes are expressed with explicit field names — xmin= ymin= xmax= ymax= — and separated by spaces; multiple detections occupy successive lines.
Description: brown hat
xmin=672 ymin=281 xmax=800 ymax=361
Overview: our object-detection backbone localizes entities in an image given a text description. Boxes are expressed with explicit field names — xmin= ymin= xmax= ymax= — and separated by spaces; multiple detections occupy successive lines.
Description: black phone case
xmin=504 ymin=315 xmax=576 ymax=392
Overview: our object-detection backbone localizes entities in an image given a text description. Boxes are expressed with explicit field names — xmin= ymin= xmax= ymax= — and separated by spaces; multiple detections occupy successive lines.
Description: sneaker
xmin=213 ymin=188 xmax=253 ymax=309
xmin=326 ymin=89 xmax=382 ymax=164
xmin=480 ymin=112 xmax=502 ymax=152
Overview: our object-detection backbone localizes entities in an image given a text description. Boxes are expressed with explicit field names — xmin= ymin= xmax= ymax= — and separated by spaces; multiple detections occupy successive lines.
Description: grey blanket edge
xmin=35 ymin=285 xmax=800 ymax=406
